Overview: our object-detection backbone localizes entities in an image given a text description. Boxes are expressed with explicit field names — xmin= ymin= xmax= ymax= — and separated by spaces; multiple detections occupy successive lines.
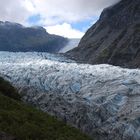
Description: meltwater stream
xmin=0 ymin=51 xmax=140 ymax=140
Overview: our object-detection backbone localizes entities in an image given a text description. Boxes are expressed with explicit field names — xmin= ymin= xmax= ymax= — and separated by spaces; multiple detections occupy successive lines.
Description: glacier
xmin=0 ymin=51 xmax=140 ymax=140
xmin=59 ymin=39 xmax=80 ymax=53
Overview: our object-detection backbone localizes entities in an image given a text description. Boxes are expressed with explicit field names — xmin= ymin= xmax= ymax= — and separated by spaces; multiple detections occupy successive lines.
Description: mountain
xmin=67 ymin=0 xmax=140 ymax=68
xmin=0 ymin=77 xmax=91 ymax=140
xmin=0 ymin=21 xmax=68 ymax=53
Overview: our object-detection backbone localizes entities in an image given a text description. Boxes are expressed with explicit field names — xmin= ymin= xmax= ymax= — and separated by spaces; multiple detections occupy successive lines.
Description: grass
xmin=0 ymin=78 xmax=92 ymax=140
xmin=0 ymin=77 xmax=21 ymax=100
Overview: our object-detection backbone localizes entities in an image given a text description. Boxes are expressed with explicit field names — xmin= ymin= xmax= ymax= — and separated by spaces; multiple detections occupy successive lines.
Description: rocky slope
xmin=0 ymin=52 xmax=140 ymax=140
xmin=0 ymin=21 xmax=68 ymax=53
xmin=67 ymin=0 xmax=140 ymax=68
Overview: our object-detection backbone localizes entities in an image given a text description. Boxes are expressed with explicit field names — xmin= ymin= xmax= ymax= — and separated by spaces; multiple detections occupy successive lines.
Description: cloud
xmin=46 ymin=23 xmax=84 ymax=38
xmin=0 ymin=0 xmax=121 ymax=37
xmin=0 ymin=0 xmax=32 ymax=24
xmin=29 ymin=0 xmax=121 ymax=24
xmin=0 ymin=0 xmax=120 ymax=24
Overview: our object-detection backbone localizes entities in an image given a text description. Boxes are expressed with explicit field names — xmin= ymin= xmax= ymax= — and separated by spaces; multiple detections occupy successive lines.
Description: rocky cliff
xmin=67 ymin=0 xmax=140 ymax=68
xmin=0 ymin=21 xmax=68 ymax=53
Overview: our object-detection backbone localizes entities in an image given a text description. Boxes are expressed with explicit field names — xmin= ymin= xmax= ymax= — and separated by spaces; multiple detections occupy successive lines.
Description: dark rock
xmin=67 ymin=0 xmax=140 ymax=68
xmin=0 ymin=132 xmax=16 ymax=140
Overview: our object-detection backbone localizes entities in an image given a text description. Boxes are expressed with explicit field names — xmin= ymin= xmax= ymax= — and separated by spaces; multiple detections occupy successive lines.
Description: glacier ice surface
xmin=0 ymin=51 xmax=140 ymax=140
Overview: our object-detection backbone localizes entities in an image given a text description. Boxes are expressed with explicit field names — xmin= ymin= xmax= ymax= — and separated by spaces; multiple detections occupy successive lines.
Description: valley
xmin=0 ymin=51 xmax=140 ymax=140
xmin=0 ymin=0 xmax=139 ymax=139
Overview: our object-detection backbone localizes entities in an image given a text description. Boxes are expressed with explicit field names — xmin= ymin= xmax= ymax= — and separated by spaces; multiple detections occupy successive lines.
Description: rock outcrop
xmin=67 ymin=0 xmax=140 ymax=68
xmin=0 ymin=21 xmax=68 ymax=53
xmin=0 ymin=52 xmax=140 ymax=140
xmin=0 ymin=132 xmax=16 ymax=140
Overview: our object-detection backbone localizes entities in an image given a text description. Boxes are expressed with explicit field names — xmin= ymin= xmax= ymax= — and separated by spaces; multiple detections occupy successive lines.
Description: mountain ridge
xmin=67 ymin=0 xmax=140 ymax=68
xmin=0 ymin=21 xmax=68 ymax=53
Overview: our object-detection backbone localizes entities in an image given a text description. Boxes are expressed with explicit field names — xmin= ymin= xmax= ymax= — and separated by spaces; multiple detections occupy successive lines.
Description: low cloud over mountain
xmin=0 ymin=0 xmax=121 ymax=38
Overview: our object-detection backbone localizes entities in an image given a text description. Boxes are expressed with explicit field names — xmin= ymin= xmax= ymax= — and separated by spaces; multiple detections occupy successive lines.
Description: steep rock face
xmin=0 ymin=21 xmax=68 ymax=53
xmin=0 ymin=52 xmax=140 ymax=140
xmin=67 ymin=0 xmax=140 ymax=68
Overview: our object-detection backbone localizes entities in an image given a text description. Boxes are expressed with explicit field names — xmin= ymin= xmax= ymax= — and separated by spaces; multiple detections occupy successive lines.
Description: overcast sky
xmin=0 ymin=0 xmax=120 ymax=38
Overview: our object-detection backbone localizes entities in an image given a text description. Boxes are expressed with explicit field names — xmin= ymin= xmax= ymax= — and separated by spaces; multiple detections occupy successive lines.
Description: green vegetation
xmin=0 ymin=78 xmax=91 ymax=140
xmin=100 ymin=48 xmax=110 ymax=58
xmin=97 ymin=48 xmax=111 ymax=63
xmin=0 ymin=77 xmax=21 ymax=100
